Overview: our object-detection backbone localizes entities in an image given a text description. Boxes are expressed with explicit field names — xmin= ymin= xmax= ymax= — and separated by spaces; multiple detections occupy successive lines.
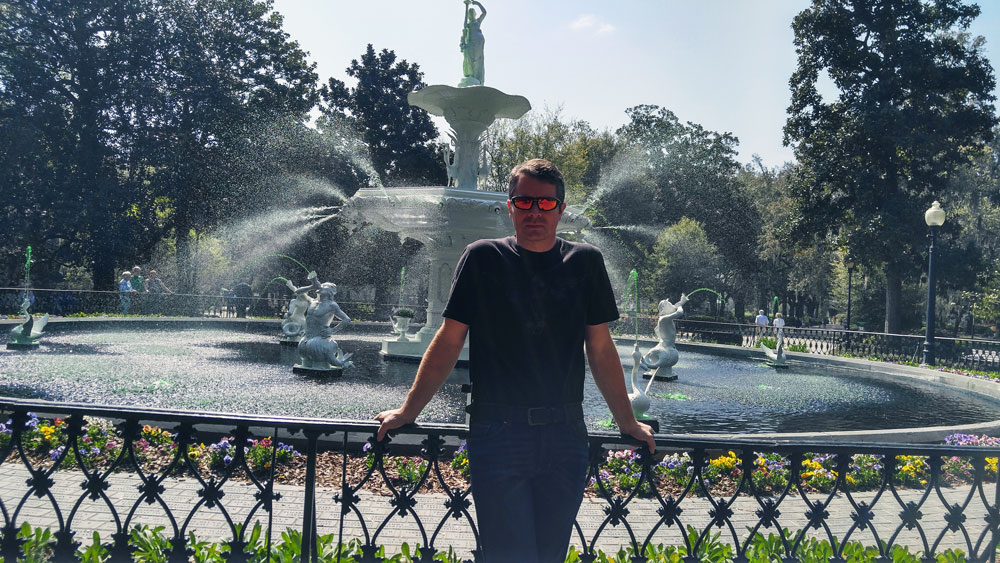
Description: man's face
xmin=507 ymin=175 xmax=565 ymax=252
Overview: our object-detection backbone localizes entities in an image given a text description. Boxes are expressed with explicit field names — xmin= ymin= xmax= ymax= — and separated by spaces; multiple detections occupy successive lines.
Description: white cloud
xmin=570 ymin=13 xmax=615 ymax=35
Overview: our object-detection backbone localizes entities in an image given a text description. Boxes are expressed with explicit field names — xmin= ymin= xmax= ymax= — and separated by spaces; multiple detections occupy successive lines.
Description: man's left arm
xmin=585 ymin=323 xmax=656 ymax=453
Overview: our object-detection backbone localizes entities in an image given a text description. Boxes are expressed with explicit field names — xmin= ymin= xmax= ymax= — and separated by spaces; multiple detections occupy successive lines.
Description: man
xmin=376 ymin=158 xmax=655 ymax=562
xmin=755 ymin=309 xmax=769 ymax=326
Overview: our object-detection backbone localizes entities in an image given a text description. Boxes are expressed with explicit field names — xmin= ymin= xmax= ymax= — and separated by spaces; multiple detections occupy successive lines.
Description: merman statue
xmin=8 ymin=298 xmax=48 ymax=349
xmin=640 ymin=293 xmax=688 ymax=381
xmin=294 ymin=274 xmax=354 ymax=374
xmin=281 ymin=274 xmax=314 ymax=345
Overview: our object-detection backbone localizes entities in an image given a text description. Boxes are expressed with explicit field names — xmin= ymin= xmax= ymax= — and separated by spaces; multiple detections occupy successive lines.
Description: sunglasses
xmin=510 ymin=196 xmax=562 ymax=212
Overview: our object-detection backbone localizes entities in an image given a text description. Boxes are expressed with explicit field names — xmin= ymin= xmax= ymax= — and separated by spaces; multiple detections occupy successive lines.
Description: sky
xmin=270 ymin=0 xmax=1000 ymax=169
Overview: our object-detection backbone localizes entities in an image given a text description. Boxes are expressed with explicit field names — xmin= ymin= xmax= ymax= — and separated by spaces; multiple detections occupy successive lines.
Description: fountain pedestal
xmin=349 ymin=186 xmax=590 ymax=363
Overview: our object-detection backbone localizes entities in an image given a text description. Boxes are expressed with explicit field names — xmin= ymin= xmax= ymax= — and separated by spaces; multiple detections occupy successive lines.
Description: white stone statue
xmin=640 ymin=293 xmax=688 ymax=379
xmin=281 ymin=274 xmax=315 ymax=342
xmin=8 ymin=298 xmax=48 ymax=349
xmin=294 ymin=275 xmax=354 ymax=371
xmin=629 ymin=343 xmax=653 ymax=419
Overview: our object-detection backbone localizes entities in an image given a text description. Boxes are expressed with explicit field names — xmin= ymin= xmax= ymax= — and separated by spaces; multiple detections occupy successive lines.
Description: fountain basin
xmin=3 ymin=319 xmax=1000 ymax=440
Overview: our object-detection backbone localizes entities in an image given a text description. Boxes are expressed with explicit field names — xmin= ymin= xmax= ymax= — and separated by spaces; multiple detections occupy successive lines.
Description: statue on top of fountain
xmin=459 ymin=0 xmax=487 ymax=86
xmin=293 ymin=272 xmax=354 ymax=372
xmin=8 ymin=298 xmax=48 ymax=349
xmin=640 ymin=293 xmax=688 ymax=381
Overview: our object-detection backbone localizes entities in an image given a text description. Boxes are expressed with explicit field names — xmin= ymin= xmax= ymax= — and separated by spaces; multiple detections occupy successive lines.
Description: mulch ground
xmin=7 ymin=450 xmax=971 ymax=501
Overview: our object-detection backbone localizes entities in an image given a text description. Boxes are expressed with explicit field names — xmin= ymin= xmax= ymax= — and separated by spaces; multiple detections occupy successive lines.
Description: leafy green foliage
xmin=648 ymin=218 xmax=722 ymax=302
xmin=784 ymin=0 xmax=998 ymax=332
xmin=319 ymin=45 xmax=443 ymax=187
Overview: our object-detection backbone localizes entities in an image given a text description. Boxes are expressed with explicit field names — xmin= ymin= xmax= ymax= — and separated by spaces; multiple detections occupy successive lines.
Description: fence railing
xmin=0 ymin=288 xmax=426 ymax=323
xmin=1 ymin=398 xmax=999 ymax=561
xmin=6 ymin=288 xmax=999 ymax=373
xmin=610 ymin=317 xmax=1000 ymax=374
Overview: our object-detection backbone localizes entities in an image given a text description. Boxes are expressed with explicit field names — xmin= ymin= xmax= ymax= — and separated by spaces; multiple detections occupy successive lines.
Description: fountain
xmin=347 ymin=2 xmax=589 ymax=361
xmin=5 ymin=2 xmax=1000 ymax=445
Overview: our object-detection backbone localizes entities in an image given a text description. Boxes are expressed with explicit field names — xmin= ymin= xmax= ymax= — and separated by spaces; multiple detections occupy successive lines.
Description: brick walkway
xmin=0 ymin=464 xmax=994 ymax=558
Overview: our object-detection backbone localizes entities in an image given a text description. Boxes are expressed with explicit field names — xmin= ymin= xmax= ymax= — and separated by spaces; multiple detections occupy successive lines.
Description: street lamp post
xmin=845 ymin=260 xmax=854 ymax=331
xmin=922 ymin=201 xmax=946 ymax=367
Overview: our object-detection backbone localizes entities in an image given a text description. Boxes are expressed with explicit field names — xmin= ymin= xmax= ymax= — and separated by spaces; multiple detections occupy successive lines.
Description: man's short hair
xmin=508 ymin=158 xmax=565 ymax=202
xmin=122 ymin=271 xmax=131 ymax=278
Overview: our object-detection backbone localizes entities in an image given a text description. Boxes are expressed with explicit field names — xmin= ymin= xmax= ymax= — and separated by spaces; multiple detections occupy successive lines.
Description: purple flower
xmin=223 ymin=455 xmax=233 ymax=465
xmin=363 ymin=442 xmax=372 ymax=453
xmin=50 ymin=446 xmax=65 ymax=460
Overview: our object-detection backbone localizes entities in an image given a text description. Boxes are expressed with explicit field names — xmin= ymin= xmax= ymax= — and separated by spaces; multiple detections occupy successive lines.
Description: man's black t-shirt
xmin=443 ymin=236 xmax=619 ymax=406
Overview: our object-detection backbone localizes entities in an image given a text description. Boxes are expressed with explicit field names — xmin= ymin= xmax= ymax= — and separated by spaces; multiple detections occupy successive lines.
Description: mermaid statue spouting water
xmin=294 ymin=273 xmax=354 ymax=371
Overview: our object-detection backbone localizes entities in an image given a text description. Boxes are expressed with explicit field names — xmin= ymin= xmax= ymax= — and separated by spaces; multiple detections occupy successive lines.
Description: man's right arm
xmin=375 ymin=318 xmax=469 ymax=440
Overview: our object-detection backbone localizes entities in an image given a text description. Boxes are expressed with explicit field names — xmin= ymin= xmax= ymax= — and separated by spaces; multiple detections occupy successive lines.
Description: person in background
xmin=755 ymin=309 xmax=769 ymax=326
xmin=119 ymin=271 xmax=135 ymax=314
xmin=773 ymin=312 xmax=786 ymax=334
xmin=145 ymin=269 xmax=171 ymax=294
xmin=754 ymin=309 xmax=769 ymax=345
xmin=145 ymin=269 xmax=171 ymax=315
xmin=130 ymin=266 xmax=145 ymax=292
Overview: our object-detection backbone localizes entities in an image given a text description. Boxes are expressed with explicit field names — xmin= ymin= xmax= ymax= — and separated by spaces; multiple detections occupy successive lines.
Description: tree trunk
xmin=92 ymin=253 xmax=115 ymax=292
xmin=733 ymin=297 xmax=745 ymax=324
xmin=884 ymin=263 xmax=902 ymax=334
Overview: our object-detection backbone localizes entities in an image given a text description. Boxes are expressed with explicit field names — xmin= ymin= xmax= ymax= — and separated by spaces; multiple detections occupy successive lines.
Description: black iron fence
xmin=611 ymin=317 xmax=1000 ymax=374
xmin=6 ymin=287 xmax=1000 ymax=373
xmin=1 ymin=398 xmax=999 ymax=561
xmin=0 ymin=288 xmax=425 ymax=323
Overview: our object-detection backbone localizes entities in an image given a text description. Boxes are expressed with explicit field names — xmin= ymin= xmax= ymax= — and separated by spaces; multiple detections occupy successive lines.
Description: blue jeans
xmin=467 ymin=413 xmax=590 ymax=563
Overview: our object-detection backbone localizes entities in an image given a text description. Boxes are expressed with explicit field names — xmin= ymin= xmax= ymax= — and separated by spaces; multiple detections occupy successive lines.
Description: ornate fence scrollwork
xmin=0 ymin=398 xmax=998 ymax=561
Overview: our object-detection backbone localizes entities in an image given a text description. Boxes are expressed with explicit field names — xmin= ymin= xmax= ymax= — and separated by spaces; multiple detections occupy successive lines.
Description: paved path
xmin=0 ymin=465 xmax=994 ymax=558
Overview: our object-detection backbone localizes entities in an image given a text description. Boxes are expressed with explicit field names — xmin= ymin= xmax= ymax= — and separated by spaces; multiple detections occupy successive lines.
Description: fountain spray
xmin=24 ymin=246 xmax=32 ymax=290
xmin=398 ymin=266 xmax=406 ymax=307
xmin=627 ymin=268 xmax=639 ymax=344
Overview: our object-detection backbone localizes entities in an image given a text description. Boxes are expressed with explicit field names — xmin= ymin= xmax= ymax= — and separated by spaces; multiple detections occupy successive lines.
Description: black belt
xmin=467 ymin=403 xmax=584 ymax=426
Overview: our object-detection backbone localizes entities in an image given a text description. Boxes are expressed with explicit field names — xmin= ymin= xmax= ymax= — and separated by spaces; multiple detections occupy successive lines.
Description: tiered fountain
xmin=347 ymin=2 xmax=589 ymax=361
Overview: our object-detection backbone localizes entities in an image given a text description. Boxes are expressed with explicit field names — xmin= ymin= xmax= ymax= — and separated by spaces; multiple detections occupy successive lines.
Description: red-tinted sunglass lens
xmin=536 ymin=198 xmax=559 ymax=211
xmin=512 ymin=197 xmax=534 ymax=210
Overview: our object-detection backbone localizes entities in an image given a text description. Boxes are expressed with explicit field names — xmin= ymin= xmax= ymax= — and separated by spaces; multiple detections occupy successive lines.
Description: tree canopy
xmin=784 ymin=0 xmax=997 ymax=332
xmin=319 ymin=44 xmax=444 ymax=188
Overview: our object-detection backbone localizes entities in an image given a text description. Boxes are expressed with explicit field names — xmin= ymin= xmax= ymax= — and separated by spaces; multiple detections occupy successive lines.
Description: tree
xmin=319 ymin=45 xmax=444 ymax=187
xmin=0 ymin=0 xmax=162 ymax=289
xmin=784 ymin=0 xmax=997 ymax=333
xmin=147 ymin=0 xmax=319 ymax=292
xmin=647 ymin=218 xmax=722 ymax=308
xmin=604 ymin=105 xmax=763 ymax=319
xmin=481 ymin=108 xmax=620 ymax=203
